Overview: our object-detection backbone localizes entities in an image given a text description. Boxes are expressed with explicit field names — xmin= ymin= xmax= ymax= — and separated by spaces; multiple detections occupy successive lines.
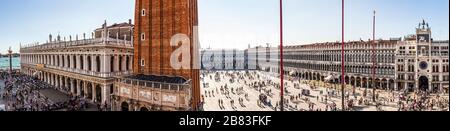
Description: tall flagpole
xmin=372 ymin=10 xmax=377 ymax=102
xmin=280 ymin=0 xmax=285 ymax=112
xmin=341 ymin=0 xmax=346 ymax=111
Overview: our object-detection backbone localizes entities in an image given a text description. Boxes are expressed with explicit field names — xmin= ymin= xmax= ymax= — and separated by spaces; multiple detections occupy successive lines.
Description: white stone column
xmin=394 ymin=80 xmax=398 ymax=91
xmin=359 ymin=79 xmax=363 ymax=88
xmin=65 ymin=55 xmax=70 ymax=68
xmin=43 ymin=73 xmax=47 ymax=83
xmin=366 ymin=78 xmax=370 ymax=89
xmin=387 ymin=80 xmax=390 ymax=90
xmin=84 ymin=55 xmax=89 ymax=72
xmin=59 ymin=55 xmax=63 ymax=68
xmin=92 ymin=83 xmax=97 ymax=103
xmin=404 ymin=82 xmax=408 ymax=91
xmin=52 ymin=75 xmax=56 ymax=87
xmin=114 ymin=55 xmax=119 ymax=72
xmin=70 ymin=79 xmax=75 ymax=94
xmin=102 ymin=84 xmax=111 ymax=104
xmin=101 ymin=54 xmax=111 ymax=77
xmin=77 ymin=80 xmax=82 ymax=96
xmin=50 ymin=74 xmax=53 ymax=86
xmin=65 ymin=77 xmax=69 ymax=91
xmin=48 ymin=73 xmax=51 ymax=85
xmin=55 ymin=75 xmax=59 ymax=88
xmin=92 ymin=55 xmax=97 ymax=73
xmin=76 ymin=55 xmax=81 ymax=70
xmin=60 ymin=76 xmax=64 ymax=89
xmin=51 ymin=74 xmax=56 ymax=87
xmin=121 ymin=55 xmax=127 ymax=72
xmin=83 ymin=82 xmax=88 ymax=98
xmin=49 ymin=55 xmax=53 ymax=66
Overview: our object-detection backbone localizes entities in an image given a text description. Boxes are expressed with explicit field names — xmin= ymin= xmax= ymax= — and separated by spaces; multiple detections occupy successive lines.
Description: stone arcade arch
xmin=80 ymin=55 xmax=84 ymax=70
xmin=419 ymin=76 xmax=429 ymax=91
xmin=111 ymin=56 xmax=115 ymax=72
xmin=140 ymin=107 xmax=149 ymax=111
xmin=96 ymin=56 xmax=101 ymax=72
xmin=119 ymin=55 xmax=123 ymax=72
xmin=95 ymin=85 xmax=102 ymax=102
xmin=80 ymin=81 xmax=85 ymax=97
xmin=87 ymin=56 xmax=92 ymax=71
xmin=126 ymin=56 xmax=130 ymax=71
xmin=73 ymin=55 xmax=77 ymax=69
xmin=87 ymin=83 xmax=93 ymax=99
xmin=121 ymin=102 xmax=129 ymax=111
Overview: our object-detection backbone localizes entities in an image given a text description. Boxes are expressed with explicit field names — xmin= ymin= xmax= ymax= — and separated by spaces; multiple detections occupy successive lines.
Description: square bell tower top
xmin=416 ymin=20 xmax=432 ymax=43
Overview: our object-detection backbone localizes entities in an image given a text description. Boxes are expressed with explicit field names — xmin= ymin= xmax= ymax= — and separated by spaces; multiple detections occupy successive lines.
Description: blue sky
xmin=0 ymin=0 xmax=448 ymax=53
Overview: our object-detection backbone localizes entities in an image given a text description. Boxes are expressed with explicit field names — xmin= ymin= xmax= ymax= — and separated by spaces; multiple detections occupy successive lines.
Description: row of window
xmin=398 ymin=59 xmax=449 ymax=63
xmin=432 ymin=75 xmax=450 ymax=81
xmin=399 ymin=46 xmax=416 ymax=50
xmin=22 ymin=54 xmax=132 ymax=73
xmin=283 ymin=54 xmax=395 ymax=63
xmin=397 ymin=64 xmax=449 ymax=73
xmin=283 ymin=62 xmax=395 ymax=75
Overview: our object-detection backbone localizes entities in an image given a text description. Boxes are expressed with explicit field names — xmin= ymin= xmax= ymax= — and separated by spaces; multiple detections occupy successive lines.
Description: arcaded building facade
xmin=20 ymin=21 xmax=134 ymax=105
xmin=112 ymin=0 xmax=200 ymax=111
xmin=248 ymin=21 xmax=449 ymax=92
xmin=199 ymin=21 xmax=448 ymax=93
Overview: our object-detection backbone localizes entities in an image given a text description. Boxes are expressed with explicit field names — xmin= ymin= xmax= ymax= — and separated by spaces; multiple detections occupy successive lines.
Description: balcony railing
xmin=116 ymin=77 xmax=191 ymax=92
xmin=21 ymin=37 xmax=133 ymax=51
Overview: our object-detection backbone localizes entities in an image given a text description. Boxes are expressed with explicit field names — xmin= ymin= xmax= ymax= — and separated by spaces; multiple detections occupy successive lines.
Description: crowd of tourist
xmin=0 ymin=71 xmax=98 ymax=111
xmin=201 ymin=70 xmax=449 ymax=111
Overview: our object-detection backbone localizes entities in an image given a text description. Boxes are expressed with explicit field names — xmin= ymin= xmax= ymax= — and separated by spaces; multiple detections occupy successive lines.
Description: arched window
xmin=62 ymin=55 xmax=65 ymax=67
xmin=110 ymin=56 xmax=115 ymax=72
xmin=73 ymin=55 xmax=77 ymax=69
xmin=119 ymin=56 xmax=123 ymax=71
xmin=87 ymin=56 xmax=92 ymax=71
xmin=80 ymin=55 xmax=84 ymax=70
xmin=126 ymin=56 xmax=130 ymax=71
xmin=96 ymin=56 xmax=101 ymax=72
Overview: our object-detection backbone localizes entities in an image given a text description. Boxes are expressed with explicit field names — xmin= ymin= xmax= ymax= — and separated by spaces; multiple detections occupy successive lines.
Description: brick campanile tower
xmin=133 ymin=0 xmax=200 ymax=109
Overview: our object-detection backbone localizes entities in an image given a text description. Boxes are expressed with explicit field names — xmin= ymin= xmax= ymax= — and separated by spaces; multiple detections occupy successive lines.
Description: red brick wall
xmin=134 ymin=0 xmax=200 ymax=109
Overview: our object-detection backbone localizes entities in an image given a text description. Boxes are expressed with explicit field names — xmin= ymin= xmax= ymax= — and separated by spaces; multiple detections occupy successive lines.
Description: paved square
xmin=201 ymin=71 xmax=449 ymax=111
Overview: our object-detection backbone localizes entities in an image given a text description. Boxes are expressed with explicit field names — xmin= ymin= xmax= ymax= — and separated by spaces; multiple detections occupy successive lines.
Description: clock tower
xmin=415 ymin=20 xmax=432 ymax=91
